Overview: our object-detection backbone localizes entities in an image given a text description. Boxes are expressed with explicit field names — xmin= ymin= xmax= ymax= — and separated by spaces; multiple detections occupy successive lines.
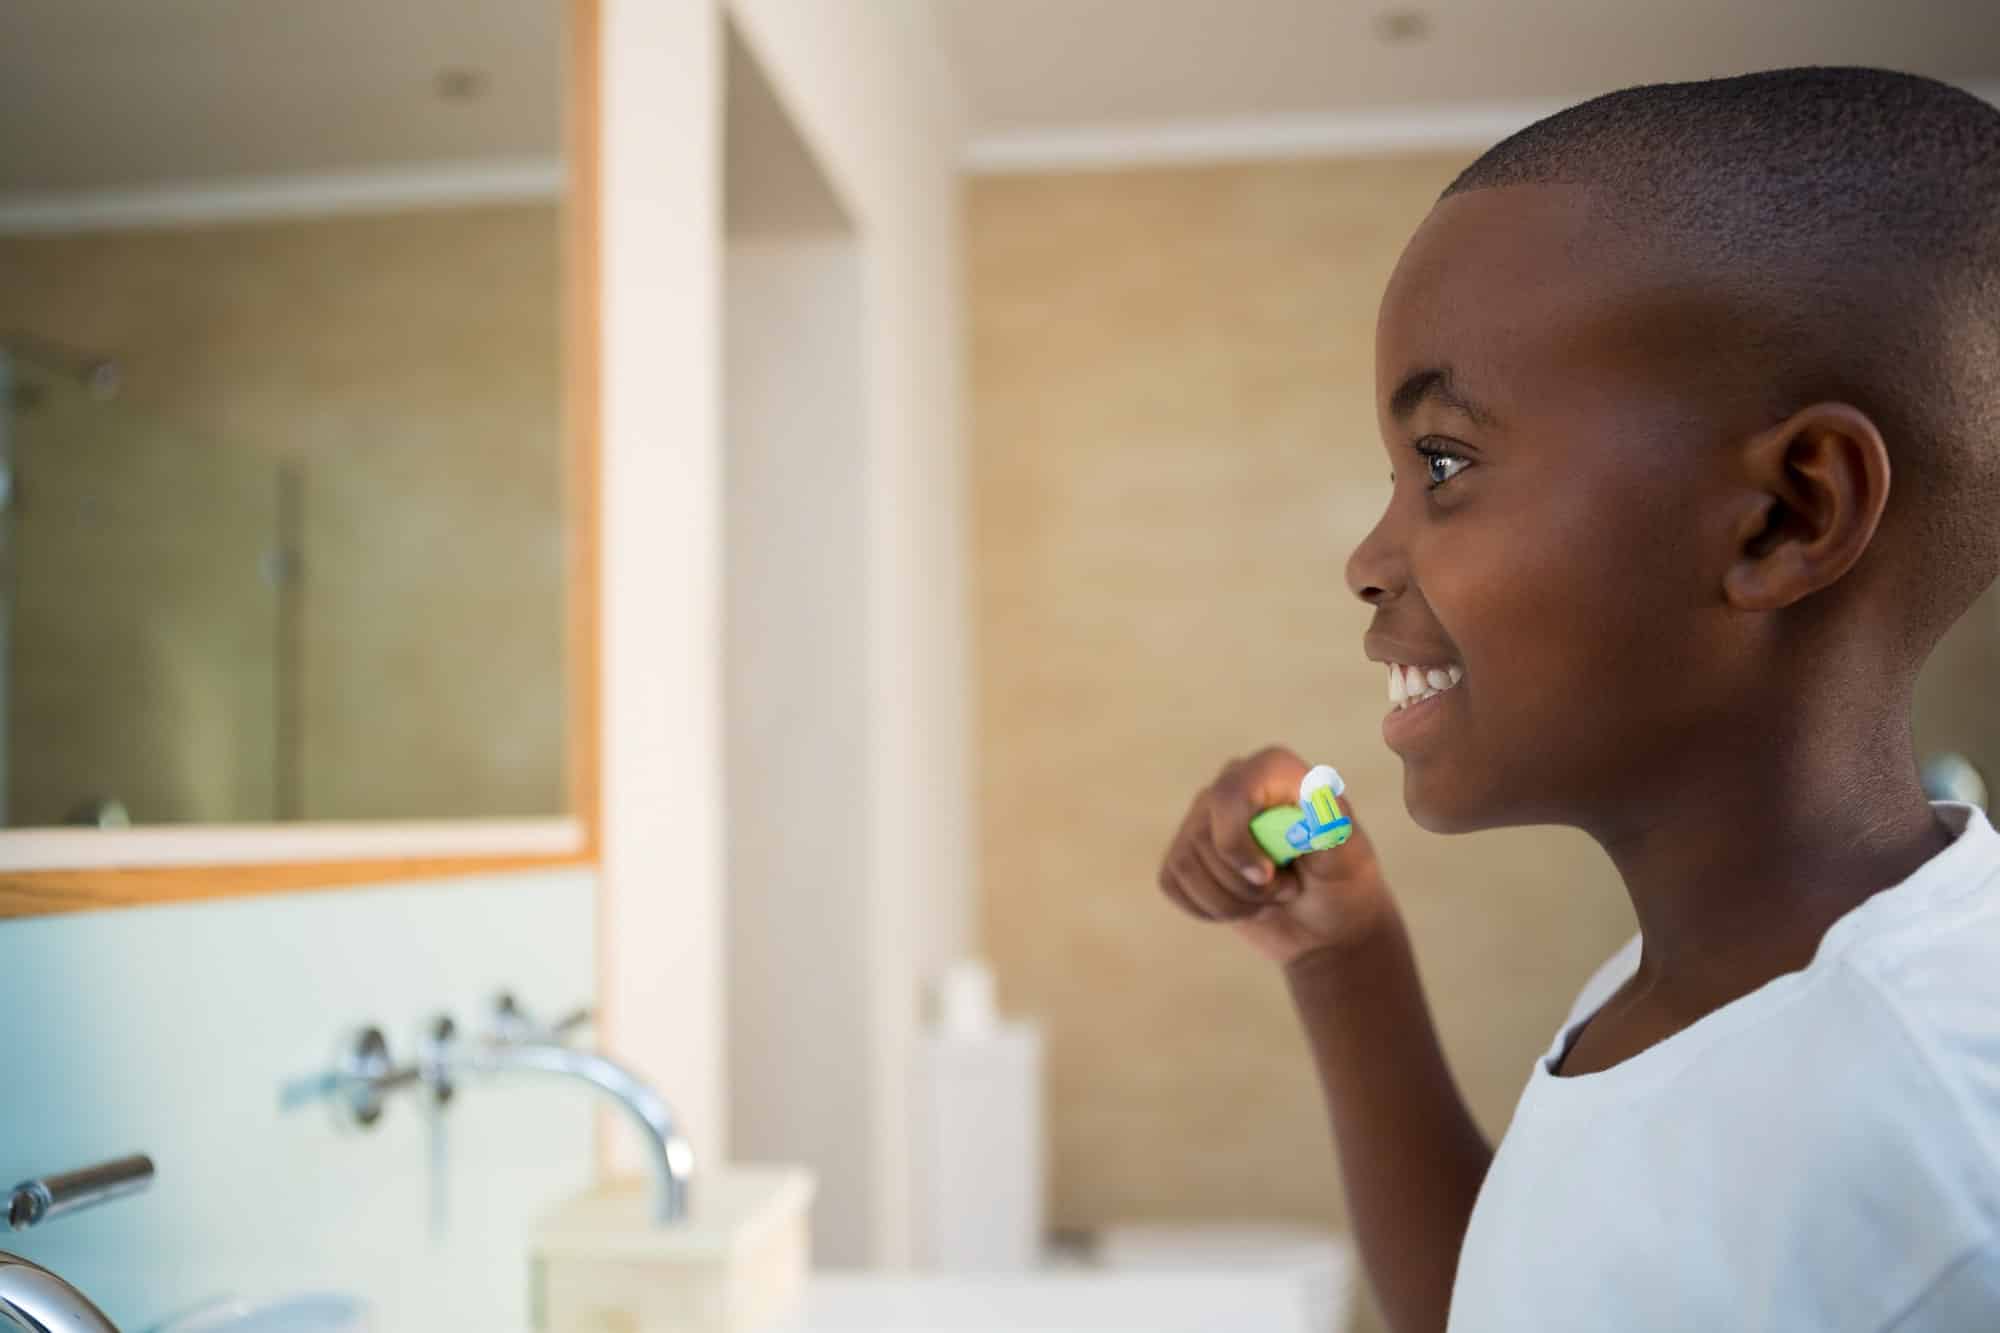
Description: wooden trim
xmin=4 ymin=819 xmax=583 ymax=871
xmin=0 ymin=852 xmax=592 ymax=919
xmin=567 ymin=0 xmax=603 ymax=867
xmin=0 ymin=0 xmax=604 ymax=917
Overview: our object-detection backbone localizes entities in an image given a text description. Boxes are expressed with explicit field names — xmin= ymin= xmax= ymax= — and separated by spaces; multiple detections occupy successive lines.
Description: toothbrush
xmin=1248 ymin=765 xmax=1352 ymax=866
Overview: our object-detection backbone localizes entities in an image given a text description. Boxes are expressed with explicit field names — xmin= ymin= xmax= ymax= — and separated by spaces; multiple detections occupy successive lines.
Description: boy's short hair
xmin=1443 ymin=68 xmax=2000 ymax=655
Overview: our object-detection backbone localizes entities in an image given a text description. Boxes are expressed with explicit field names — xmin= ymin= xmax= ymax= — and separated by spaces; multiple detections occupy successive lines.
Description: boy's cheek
xmin=1397 ymin=442 xmax=1712 ymax=824
xmin=1418 ymin=520 xmax=1683 ymax=811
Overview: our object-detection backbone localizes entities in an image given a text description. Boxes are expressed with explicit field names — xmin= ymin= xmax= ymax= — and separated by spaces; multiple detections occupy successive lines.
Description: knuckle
xmin=1209 ymin=784 xmax=1253 ymax=828
xmin=1212 ymin=765 xmax=1253 ymax=806
xmin=1251 ymin=744 xmax=1300 ymax=777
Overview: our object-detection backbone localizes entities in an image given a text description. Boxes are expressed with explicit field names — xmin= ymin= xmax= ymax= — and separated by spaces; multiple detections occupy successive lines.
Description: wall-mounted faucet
xmin=293 ymin=997 xmax=693 ymax=1224
xmin=427 ymin=1009 xmax=693 ymax=1223
xmin=0 ymin=1153 xmax=155 ymax=1333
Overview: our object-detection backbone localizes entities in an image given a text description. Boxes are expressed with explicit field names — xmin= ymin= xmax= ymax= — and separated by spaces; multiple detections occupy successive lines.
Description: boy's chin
xmin=1401 ymin=768 xmax=1510 ymax=834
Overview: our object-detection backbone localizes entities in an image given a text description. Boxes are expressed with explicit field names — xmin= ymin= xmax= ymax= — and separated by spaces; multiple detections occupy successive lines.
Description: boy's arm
xmin=1285 ymin=904 xmax=1494 ymax=1333
xmin=1159 ymin=747 xmax=1492 ymax=1333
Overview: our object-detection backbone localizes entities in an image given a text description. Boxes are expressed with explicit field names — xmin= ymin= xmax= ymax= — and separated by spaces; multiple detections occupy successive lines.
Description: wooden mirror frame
xmin=0 ymin=0 xmax=602 ymax=918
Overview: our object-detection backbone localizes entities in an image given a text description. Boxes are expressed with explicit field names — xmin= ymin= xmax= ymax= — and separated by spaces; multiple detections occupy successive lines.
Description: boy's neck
xmin=1590 ymin=712 xmax=1954 ymax=1017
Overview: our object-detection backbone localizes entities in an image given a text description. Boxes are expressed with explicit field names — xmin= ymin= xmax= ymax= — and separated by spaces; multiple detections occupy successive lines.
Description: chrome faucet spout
xmin=299 ymin=1007 xmax=695 ymax=1226
xmin=0 ymin=1253 xmax=121 ymax=1333
xmin=450 ymin=1041 xmax=693 ymax=1224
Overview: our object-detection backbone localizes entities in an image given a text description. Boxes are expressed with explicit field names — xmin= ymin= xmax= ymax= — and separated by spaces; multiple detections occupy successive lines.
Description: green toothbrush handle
xmin=1250 ymin=805 xmax=1308 ymax=865
xmin=1249 ymin=784 xmax=1355 ymax=866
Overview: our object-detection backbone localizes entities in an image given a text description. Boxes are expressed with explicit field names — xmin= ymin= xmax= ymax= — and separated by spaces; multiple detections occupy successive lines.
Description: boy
xmin=1158 ymin=68 xmax=2000 ymax=1333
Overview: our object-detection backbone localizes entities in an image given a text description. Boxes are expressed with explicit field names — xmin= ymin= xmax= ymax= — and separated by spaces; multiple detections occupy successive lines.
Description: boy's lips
xmin=1381 ymin=679 xmax=1456 ymax=750
xmin=1365 ymin=636 xmax=1464 ymax=751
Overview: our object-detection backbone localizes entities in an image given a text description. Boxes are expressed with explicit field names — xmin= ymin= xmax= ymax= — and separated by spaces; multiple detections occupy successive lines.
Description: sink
xmin=148 ymin=1293 xmax=372 ymax=1333
xmin=768 ymin=1273 xmax=1325 ymax=1333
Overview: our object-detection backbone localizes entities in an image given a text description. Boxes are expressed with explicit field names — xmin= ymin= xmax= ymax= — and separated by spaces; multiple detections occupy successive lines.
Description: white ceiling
xmin=0 ymin=0 xmax=561 ymax=193
xmin=935 ymin=0 xmax=2000 ymax=140
xmin=6 ymin=0 xmax=1995 ymax=194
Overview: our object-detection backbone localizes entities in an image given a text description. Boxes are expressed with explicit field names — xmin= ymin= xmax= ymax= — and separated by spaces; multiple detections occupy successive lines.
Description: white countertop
xmin=764 ymin=1270 xmax=1333 ymax=1333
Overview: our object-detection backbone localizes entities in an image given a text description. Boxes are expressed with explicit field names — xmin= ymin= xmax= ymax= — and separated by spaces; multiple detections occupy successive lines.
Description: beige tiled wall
xmin=0 ymin=205 xmax=563 ymax=822
xmin=968 ymin=158 xmax=1643 ymax=1328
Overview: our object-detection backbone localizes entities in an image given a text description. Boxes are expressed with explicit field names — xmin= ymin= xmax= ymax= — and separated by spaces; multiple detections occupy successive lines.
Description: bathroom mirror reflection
xmin=0 ymin=0 xmax=573 ymax=828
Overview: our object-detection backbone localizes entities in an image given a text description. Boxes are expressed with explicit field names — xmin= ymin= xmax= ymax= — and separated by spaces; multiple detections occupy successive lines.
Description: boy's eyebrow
xmin=1389 ymin=366 xmax=1500 ymax=429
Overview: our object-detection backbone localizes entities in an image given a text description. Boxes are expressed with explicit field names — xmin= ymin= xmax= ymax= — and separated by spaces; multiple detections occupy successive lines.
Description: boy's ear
xmin=1721 ymin=402 xmax=1892 ymax=612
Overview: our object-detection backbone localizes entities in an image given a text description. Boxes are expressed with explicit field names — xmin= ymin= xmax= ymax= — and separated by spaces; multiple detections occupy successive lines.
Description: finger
xmin=1156 ymin=861 xmax=1211 ymax=922
xmin=1157 ymin=829 xmax=1225 ymax=920
xmin=1158 ymin=799 xmax=1216 ymax=918
xmin=1267 ymin=865 xmax=1305 ymax=903
xmin=1239 ymin=746 xmax=1313 ymax=807
xmin=1169 ymin=848 xmax=1247 ymax=921
xmin=1163 ymin=861 xmax=1226 ymax=922
xmin=1209 ymin=748 xmax=1311 ymax=880
xmin=1208 ymin=783 xmax=1279 ymax=888
xmin=1189 ymin=825 xmax=1268 ymax=907
xmin=1165 ymin=790 xmax=1259 ymax=909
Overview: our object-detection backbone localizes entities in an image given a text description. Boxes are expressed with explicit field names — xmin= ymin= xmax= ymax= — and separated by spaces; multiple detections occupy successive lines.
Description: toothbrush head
xmin=1299 ymin=765 xmax=1344 ymax=802
xmin=1297 ymin=764 xmax=1352 ymax=850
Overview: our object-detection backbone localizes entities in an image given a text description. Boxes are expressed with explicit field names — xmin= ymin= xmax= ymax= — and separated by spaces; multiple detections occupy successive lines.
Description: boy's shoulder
xmin=1834 ymin=802 xmax=2000 ymax=1174
xmin=1557 ymin=803 xmax=2000 ymax=1166
xmin=1474 ymin=815 xmax=2000 ymax=1333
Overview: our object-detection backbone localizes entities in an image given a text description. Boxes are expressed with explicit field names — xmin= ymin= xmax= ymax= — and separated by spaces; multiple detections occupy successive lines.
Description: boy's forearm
xmin=1285 ymin=904 xmax=1494 ymax=1333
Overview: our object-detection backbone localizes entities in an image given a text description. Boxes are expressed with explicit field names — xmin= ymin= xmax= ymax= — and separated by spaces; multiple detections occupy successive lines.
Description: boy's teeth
xmin=1386 ymin=660 xmax=1465 ymax=710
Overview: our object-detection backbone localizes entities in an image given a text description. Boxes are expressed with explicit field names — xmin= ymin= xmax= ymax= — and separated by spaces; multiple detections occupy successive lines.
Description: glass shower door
xmin=2 ymin=357 xmax=284 ymax=827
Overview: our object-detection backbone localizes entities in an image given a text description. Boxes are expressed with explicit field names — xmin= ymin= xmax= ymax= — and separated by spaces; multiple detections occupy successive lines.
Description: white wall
xmin=721 ymin=0 xmax=971 ymax=973
xmin=596 ymin=0 xmax=969 ymax=1266
xmin=596 ymin=0 xmax=725 ymax=1169
xmin=725 ymin=236 xmax=872 ymax=1263
xmin=727 ymin=0 xmax=970 ymax=1267
xmin=0 ymin=869 xmax=595 ymax=1332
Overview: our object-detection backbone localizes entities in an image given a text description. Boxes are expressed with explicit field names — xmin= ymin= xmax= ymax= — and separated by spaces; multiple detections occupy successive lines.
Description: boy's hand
xmin=1158 ymin=746 xmax=1395 ymax=967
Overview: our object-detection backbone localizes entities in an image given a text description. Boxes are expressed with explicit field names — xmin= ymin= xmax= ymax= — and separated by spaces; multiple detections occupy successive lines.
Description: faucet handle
xmin=7 ymin=1155 xmax=153 ymax=1232
xmin=490 ymin=993 xmax=593 ymax=1046
xmin=549 ymin=1006 xmax=594 ymax=1041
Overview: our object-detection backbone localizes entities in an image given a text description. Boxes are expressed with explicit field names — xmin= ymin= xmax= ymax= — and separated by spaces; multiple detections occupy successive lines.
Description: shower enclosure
xmin=0 ymin=336 xmax=297 ymax=828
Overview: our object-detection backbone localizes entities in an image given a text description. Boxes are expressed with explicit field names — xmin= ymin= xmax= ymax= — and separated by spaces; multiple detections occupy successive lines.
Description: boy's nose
xmin=1345 ymin=509 xmax=1406 ymax=605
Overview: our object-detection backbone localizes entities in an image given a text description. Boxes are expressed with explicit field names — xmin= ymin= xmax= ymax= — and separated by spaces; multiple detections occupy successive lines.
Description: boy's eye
xmin=1413 ymin=439 xmax=1472 ymax=489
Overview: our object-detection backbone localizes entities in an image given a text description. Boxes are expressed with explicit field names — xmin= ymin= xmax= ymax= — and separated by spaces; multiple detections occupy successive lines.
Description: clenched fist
xmin=1159 ymin=746 xmax=1396 ymax=967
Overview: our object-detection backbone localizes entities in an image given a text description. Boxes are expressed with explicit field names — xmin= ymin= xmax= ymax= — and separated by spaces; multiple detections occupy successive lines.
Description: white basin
xmin=768 ymin=1273 xmax=1325 ymax=1333
xmin=148 ymin=1293 xmax=372 ymax=1333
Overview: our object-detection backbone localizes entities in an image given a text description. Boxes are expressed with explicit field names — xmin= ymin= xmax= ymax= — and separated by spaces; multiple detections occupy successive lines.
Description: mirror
xmin=0 ymin=1 xmax=581 ymax=840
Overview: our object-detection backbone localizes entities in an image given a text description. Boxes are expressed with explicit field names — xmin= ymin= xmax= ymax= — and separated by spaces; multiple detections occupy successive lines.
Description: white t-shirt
xmin=1448 ymin=801 xmax=2000 ymax=1333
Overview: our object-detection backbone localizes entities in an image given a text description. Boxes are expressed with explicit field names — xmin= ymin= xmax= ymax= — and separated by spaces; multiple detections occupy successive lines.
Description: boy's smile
xmin=1378 ymin=658 xmax=1465 ymax=750
xmin=1350 ymin=184 xmax=1753 ymax=835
